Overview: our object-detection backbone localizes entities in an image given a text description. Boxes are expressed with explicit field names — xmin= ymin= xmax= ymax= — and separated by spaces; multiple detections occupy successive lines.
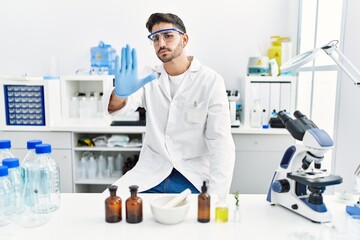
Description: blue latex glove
xmin=114 ymin=44 xmax=157 ymax=98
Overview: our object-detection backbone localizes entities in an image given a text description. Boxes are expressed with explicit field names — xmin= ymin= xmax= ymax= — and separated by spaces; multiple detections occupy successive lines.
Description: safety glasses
xmin=147 ymin=28 xmax=184 ymax=45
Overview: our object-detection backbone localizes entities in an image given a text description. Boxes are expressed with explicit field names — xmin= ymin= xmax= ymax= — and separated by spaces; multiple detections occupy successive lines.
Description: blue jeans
xmin=141 ymin=168 xmax=200 ymax=194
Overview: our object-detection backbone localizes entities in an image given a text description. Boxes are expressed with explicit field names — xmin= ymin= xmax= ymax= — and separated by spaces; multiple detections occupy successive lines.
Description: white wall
xmin=334 ymin=0 xmax=360 ymax=193
xmin=0 ymin=0 xmax=298 ymax=91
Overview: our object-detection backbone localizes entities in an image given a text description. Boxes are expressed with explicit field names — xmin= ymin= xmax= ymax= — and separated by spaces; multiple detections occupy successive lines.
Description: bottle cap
xmin=0 ymin=166 xmax=9 ymax=176
xmin=2 ymin=158 xmax=20 ymax=168
xmin=201 ymin=181 xmax=207 ymax=193
xmin=0 ymin=140 xmax=11 ymax=149
xmin=35 ymin=144 xmax=52 ymax=154
xmin=27 ymin=140 xmax=42 ymax=149
xmin=108 ymin=185 xmax=118 ymax=192
xmin=129 ymin=185 xmax=139 ymax=192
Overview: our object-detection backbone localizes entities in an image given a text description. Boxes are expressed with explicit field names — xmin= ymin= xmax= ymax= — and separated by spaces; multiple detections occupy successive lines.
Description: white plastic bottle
xmin=107 ymin=156 xmax=115 ymax=176
xmin=262 ymin=109 xmax=270 ymax=129
xmin=0 ymin=140 xmax=15 ymax=166
xmin=115 ymin=153 xmax=124 ymax=172
xmin=33 ymin=144 xmax=60 ymax=213
xmin=87 ymin=155 xmax=97 ymax=179
xmin=0 ymin=166 xmax=15 ymax=226
xmin=2 ymin=158 xmax=24 ymax=213
xmin=70 ymin=96 xmax=79 ymax=118
xmin=97 ymin=153 xmax=106 ymax=179
xmin=250 ymin=99 xmax=262 ymax=128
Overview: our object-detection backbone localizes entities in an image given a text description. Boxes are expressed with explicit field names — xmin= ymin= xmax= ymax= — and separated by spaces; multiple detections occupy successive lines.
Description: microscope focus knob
xmin=272 ymin=179 xmax=290 ymax=193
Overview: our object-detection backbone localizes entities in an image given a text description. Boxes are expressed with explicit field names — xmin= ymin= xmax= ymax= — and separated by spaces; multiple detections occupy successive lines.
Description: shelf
xmin=75 ymin=178 xmax=119 ymax=185
xmin=74 ymin=146 xmax=141 ymax=151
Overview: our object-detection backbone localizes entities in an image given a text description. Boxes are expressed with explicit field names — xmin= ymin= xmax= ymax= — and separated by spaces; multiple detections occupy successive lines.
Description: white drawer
xmin=0 ymin=131 xmax=71 ymax=149
xmin=233 ymin=134 xmax=294 ymax=152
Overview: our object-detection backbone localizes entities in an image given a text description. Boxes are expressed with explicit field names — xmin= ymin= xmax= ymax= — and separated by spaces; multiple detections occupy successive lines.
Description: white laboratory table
xmin=2 ymin=193 xmax=358 ymax=240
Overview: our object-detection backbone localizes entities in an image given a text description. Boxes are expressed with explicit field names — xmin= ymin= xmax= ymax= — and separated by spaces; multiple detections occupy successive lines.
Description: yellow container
xmin=268 ymin=36 xmax=289 ymax=73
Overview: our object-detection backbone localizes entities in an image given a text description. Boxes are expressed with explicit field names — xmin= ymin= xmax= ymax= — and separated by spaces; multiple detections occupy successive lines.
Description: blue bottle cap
xmin=27 ymin=140 xmax=43 ymax=149
xmin=2 ymin=158 xmax=20 ymax=168
xmin=0 ymin=140 xmax=11 ymax=149
xmin=0 ymin=166 xmax=9 ymax=176
xmin=35 ymin=144 xmax=52 ymax=154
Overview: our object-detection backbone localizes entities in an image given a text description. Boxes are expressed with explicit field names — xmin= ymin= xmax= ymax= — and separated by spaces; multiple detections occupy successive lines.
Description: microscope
xmin=266 ymin=110 xmax=342 ymax=223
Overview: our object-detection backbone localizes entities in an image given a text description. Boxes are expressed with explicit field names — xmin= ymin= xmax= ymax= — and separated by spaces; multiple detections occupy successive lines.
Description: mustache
xmin=157 ymin=47 xmax=171 ymax=54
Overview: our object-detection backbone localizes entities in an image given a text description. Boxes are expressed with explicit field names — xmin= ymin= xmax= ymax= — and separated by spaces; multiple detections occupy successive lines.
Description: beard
xmin=156 ymin=40 xmax=183 ymax=63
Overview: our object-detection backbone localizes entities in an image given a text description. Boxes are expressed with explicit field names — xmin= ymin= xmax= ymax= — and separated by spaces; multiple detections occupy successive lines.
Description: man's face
xmin=150 ymin=23 xmax=185 ymax=63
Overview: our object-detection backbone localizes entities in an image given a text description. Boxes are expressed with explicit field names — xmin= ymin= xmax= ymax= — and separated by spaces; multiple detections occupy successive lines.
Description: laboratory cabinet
xmin=0 ymin=131 xmax=73 ymax=193
xmin=240 ymin=76 xmax=296 ymax=127
xmin=71 ymin=129 xmax=145 ymax=193
xmin=230 ymin=132 xmax=294 ymax=194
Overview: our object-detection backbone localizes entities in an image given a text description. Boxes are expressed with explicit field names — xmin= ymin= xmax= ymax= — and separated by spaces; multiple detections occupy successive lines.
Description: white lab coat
xmin=103 ymin=57 xmax=235 ymax=195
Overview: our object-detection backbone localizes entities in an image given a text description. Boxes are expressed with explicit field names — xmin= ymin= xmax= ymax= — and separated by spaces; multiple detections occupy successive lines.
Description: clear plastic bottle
xmin=33 ymin=144 xmax=60 ymax=213
xmin=198 ymin=181 xmax=211 ymax=223
xmin=215 ymin=194 xmax=229 ymax=223
xmin=0 ymin=166 xmax=15 ymax=226
xmin=126 ymin=185 xmax=142 ymax=223
xmin=17 ymin=145 xmax=51 ymax=228
xmin=22 ymin=140 xmax=42 ymax=165
xmin=105 ymin=185 xmax=122 ymax=223
xmin=0 ymin=140 xmax=15 ymax=166
xmin=2 ymin=158 xmax=24 ymax=213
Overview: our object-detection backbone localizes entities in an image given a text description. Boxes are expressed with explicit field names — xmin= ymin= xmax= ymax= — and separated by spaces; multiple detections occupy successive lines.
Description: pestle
xmin=163 ymin=188 xmax=191 ymax=208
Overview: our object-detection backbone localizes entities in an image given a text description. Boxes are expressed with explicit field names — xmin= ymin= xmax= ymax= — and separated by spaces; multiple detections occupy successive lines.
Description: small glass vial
xmin=126 ymin=185 xmax=142 ymax=223
xmin=197 ymin=181 xmax=210 ymax=223
xmin=105 ymin=185 xmax=122 ymax=223
xmin=215 ymin=194 xmax=228 ymax=223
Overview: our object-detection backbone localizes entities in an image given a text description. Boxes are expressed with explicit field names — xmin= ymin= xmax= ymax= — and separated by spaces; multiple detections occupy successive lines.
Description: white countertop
xmin=1 ymin=193 xmax=356 ymax=240
xmin=0 ymin=123 xmax=289 ymax=135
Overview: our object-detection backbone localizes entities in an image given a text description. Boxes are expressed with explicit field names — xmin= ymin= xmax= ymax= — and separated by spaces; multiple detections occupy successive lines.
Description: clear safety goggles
xmin=147 ymin=28 xmax=184 ymax=45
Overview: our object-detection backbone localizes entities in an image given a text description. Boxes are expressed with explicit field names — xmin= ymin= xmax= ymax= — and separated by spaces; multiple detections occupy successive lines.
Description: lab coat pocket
xmin=183 ymin=101 xmax=207 ymax=129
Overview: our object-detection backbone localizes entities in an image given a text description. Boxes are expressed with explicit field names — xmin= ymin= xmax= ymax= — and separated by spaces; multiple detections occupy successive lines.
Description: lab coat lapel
xmin=154 ymin=65 xmax=172 ymax=101
xmin=173 ymin=58 xmax=201 ymax=100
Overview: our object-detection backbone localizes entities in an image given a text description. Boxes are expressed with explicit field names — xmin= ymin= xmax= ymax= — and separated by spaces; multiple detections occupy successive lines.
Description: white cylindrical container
xmin=70 ymin=96 xmax=79 ymax=118
xmin=88 ymin=96 xmax=98 ymax=118
xmin=107 ymin=156 xmax=115 ymax=176
xmin=87 ymin=156 xmax=97 ymax=179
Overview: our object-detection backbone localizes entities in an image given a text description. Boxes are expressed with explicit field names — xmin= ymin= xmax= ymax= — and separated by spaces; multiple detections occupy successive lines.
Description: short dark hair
xmin=146 ymin=13 xmax=186 ymax=33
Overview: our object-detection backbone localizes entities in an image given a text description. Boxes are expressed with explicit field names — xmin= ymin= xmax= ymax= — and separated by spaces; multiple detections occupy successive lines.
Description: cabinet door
xmin=52 ymin=149 xmax=73 ymax=193
xmin=230 ymin=134 xmax=294 ymax=194
xmin=230 ymin=151 xmax=285 ymax=194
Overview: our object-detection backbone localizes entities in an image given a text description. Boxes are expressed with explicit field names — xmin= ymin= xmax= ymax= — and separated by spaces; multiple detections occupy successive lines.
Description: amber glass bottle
xmin=126 ymin=185 xmax=143 ymax=223
xmin=105 ymin=185 xmax=122 ymax=223
xmin=198 ymin=181 xmax=211 ymax=223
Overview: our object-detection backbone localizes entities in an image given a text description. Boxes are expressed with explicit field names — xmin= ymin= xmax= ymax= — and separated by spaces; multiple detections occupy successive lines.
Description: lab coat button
xmin=166 ymin=135 xmax=170 ymax=139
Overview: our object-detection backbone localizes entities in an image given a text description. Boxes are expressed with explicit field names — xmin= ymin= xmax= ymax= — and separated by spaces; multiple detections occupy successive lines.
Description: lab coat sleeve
xmin=205 ymin=74 xmax=235 ymax=194
xmin=102 ymin=86 xmax=145 ymax=116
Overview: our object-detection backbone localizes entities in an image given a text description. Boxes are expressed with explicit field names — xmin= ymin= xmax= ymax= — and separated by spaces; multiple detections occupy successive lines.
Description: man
xmin=104 ymin=13 xmax=235 ymax=194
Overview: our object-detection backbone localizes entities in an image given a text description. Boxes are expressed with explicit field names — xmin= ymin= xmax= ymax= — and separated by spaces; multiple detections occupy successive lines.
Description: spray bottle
xmin=267 ymin=36 xmax=291 ymax=75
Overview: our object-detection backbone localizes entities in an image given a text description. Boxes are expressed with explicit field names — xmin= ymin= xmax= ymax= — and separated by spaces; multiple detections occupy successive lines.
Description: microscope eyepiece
xmin=277 ymin=111 xmax=292 ymax=125
xmin=294 ymin=110 xmax=305 ymax=119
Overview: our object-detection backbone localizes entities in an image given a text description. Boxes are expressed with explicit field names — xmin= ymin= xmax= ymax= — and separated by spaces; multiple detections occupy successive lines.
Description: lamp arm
xmin=323 ymin=45 xmax=360 ymax=86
